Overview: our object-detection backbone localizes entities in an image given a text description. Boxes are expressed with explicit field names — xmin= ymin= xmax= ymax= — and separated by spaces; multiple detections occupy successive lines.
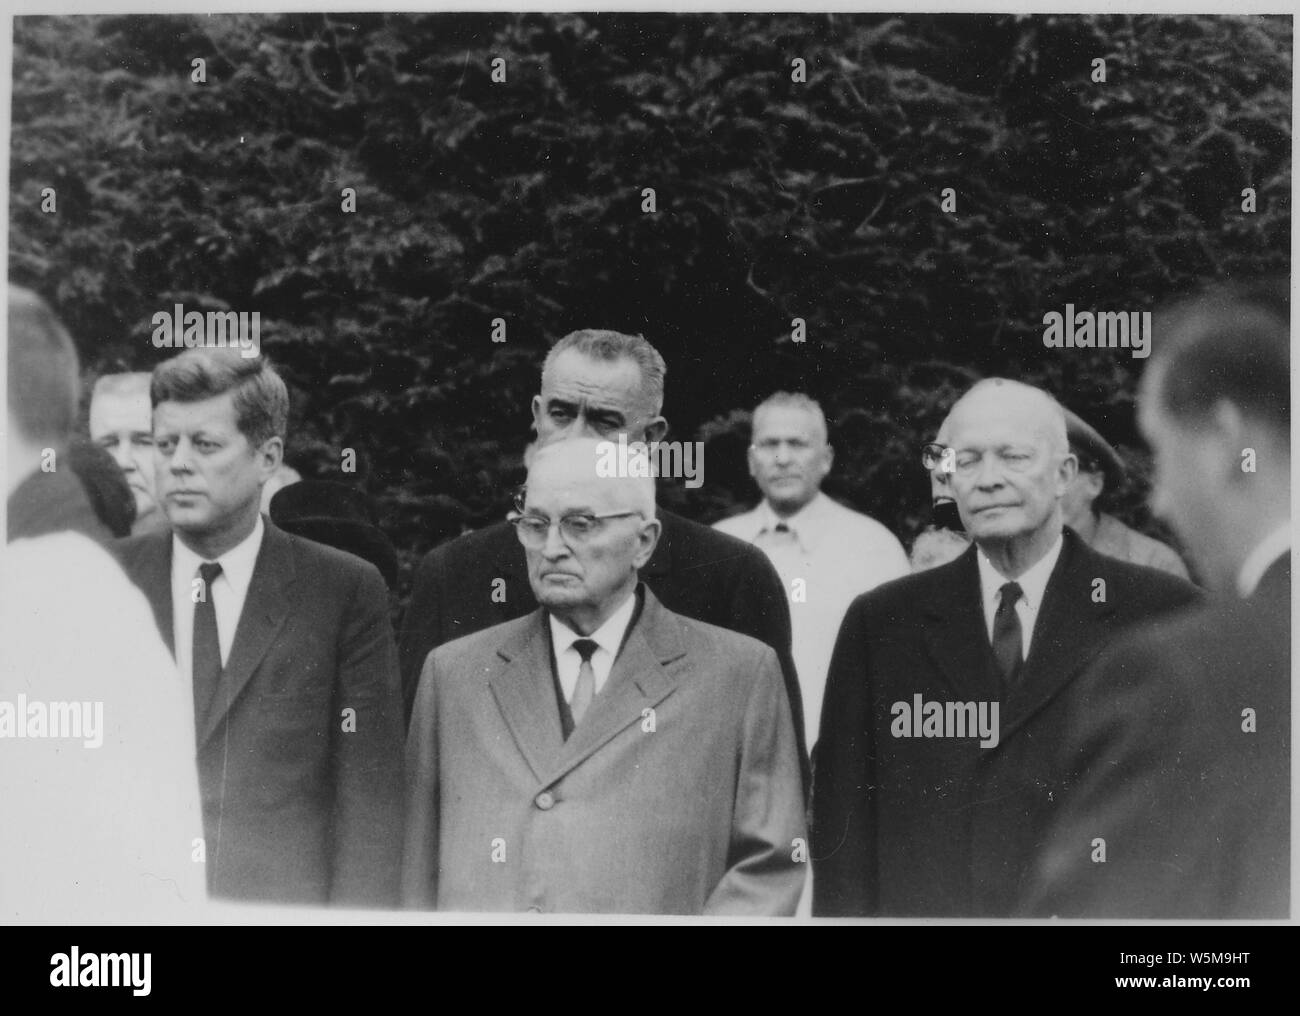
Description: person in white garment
xmin=3 ymin=285 xmax=207 ymax=921
xmin=714 ymin=391 xmax=909 ymax=753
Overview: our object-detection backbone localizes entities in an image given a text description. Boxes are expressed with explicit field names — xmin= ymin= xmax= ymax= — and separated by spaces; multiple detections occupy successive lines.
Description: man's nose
xmin=169 ymin=441 xmax=194 ymax=473
xmin=973 ymin=455 xmax=1005 ymax=489
xmin=110 ymin=444 xmax=134 ymax=471
xmin=540 ymin=522 xmax=570 ymax=559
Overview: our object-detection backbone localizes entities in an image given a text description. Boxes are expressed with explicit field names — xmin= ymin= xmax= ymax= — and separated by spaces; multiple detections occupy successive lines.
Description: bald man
xmin=402 ymin=438 xmax=806 ymax=915
xmin=812 ymin=379 xmax=1198 ymax=916
xmin=89 ymin=372 xmax=169 ymax=535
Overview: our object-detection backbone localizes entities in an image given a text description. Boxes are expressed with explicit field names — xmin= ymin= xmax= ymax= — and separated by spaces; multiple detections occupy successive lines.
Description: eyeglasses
xmin=508 ymin=510 xmax=643 ymax=547
xmin=921 ymin=443 xmax=951 ymax=472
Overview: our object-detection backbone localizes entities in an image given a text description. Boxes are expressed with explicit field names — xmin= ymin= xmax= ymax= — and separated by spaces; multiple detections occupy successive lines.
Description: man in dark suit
xmin=1024 ymin=282 xmax=1289 ymax=918
xmin=403 ymin=439 xmax=806 ymax=914
xmin=114 ymin=348 xmax=404 ymax=906
xmin=399 ymin=329 xmax=806 ymax=776
xmin=812 ymin=379 xmax=1198 ymax=917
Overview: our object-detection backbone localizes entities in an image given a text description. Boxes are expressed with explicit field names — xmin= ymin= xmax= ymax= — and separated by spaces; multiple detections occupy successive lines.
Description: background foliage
xmin=10 ymin=13 xmax=1291 ymax=601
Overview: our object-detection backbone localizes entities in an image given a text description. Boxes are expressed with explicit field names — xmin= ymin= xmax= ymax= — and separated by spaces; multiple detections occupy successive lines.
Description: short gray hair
xmin=542 ymin=329 xmax=667 ymax=415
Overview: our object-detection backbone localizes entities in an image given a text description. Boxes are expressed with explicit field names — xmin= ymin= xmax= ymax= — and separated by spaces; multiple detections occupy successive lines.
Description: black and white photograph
xmin=0 ymin=0 xmax=1292 ymax=972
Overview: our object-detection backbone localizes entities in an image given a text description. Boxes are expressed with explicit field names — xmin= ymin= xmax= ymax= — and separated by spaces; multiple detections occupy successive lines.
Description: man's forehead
xmin=949 ymin=390 xmax=1060 ymax=445
xmin=754 ymin=405 xmax=823 ymax=438
xmin=525 ymin=475 xmax=623 ymax=513
xmin=154 ymin=392 xmax=239 ymax=429
xmin=542 ymin=353 xmax=647 ymax=402
xmin=90 ymin=389 xmax=151 ymax=424
xmin=528 ymin=451 xmax=644 ymax=505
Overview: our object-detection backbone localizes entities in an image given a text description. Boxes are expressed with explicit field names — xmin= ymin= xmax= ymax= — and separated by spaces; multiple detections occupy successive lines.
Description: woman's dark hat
xmin=1062 ymin=408 xmax=1126 ymax=491
xmin=269 ymin=480 xmax=398 ymax=588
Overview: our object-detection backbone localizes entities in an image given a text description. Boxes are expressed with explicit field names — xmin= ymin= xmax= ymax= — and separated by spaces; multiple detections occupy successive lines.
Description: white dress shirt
xmin=548 ymin=587 xmax=638 ymax=705
xmin=171 ymin=515 xmax=265 ymax=681
xmin=714 ymin=492 xmax=910 ymax=749
xmin=1236 ymin=523 xmax=1290 ymax=598
xmin=976 ymin=532 xmax=1064 ymax=661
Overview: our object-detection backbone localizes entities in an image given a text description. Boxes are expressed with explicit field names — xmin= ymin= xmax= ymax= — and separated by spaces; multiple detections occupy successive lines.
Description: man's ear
xmin=257 ymin=436 xmax=284 ymax=477
xmin=530 ymin=394 xmax=544 ymax=430
xmin=633 ymin=517 xmax=662 ymax=568
xmin=1055 ymin=451 xmax=1079 ymax=495
xmin=643 ymin=416 xmax=668 ymax=444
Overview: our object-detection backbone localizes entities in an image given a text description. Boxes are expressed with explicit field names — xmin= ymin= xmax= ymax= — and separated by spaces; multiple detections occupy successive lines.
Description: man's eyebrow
xmin=524 ymin=504 xmax=598 ymax=517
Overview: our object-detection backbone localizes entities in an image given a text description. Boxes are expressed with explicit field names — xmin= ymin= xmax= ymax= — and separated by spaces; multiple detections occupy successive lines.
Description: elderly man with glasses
xmin=402 ymin=437 xmax=806 ymax=916
xmin=910 ymin=421 xmax=974 ymax=572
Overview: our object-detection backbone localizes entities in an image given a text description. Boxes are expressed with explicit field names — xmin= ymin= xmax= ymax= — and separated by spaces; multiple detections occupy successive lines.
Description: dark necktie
xmin=757 ymin=521 xmax=797 ymax=550
xmin=193 ymin=561 xmax=224 ymax=729
xmin=992 ymin=581 xmax=1024 ymax=686
xmin=570 ymin=638 xmax=598 ymax=726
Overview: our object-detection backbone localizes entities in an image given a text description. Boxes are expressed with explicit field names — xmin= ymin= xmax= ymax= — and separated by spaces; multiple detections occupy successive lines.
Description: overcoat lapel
xmin=545 ymin=593 xmax=683 ymax=786
xmin=489 ymin=588 xmax=684 ymax=788
xmin=999 ymin=531 xmax=1119 ymax=741
xmin=488 ymin=619 xmax=568 ymax=783
xmin=918 ymin=547 xmax=1002 ymax=702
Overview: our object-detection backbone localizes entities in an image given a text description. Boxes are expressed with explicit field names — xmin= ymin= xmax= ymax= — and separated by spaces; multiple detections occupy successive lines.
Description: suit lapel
xmin=196 ymin=523 xmax=296 ymax=747
xmin=1000 ymin=532 xmax=1118 ymax=741
xmin=920 ymin=547 xmax=1001 ymax=701
xmin=543 ymin=589 xmax=683 ymax=786
xmin=488 ymin=616 xmax=567 ymax=783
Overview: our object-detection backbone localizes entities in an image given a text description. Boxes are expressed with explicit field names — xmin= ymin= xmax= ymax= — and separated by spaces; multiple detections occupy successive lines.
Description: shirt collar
xmin=172 ymin=514 xmax=265 ymax=596
xmin=977 ymin=530 xmax=1064 ymax=612
xmin=756 ymin=492 xmax=829 ymax=550
xmin=548 ymin=585 xmax=639 ymax=661
xmin=1236 ymin=522 xmax=1290 ymax=598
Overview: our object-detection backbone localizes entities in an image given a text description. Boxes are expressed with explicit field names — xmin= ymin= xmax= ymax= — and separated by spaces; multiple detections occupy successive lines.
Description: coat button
xmin=535 ymin=791 xmax=555 ymax=810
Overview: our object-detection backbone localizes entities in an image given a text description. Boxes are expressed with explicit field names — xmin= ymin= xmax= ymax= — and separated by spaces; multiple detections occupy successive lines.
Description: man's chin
xmin=966 ymin=516 xmax=1025 ymax=542
xmin=535 ymin=585 xmax=579 ymax=600
xmin=766 ymin=491 xmax=813 ymax=515
xmin=165 ymin=510 xmax=212 ymax=534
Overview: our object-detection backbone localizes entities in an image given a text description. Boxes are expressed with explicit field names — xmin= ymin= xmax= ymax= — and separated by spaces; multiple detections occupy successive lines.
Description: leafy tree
xmin=10 ymin=13 xmax=1289 ymax=601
